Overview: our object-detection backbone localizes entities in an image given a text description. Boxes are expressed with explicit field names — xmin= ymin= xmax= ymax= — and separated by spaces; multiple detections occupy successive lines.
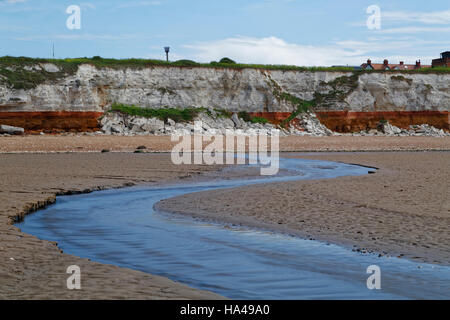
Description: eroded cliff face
xmin=2 ymin=63 xmax=450 ymax=112
xmin=0 ymin=64 xmax=449 ymax=131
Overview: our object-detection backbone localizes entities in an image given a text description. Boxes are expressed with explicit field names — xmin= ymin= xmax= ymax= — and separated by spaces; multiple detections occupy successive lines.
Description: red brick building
xmin=361 ymin=59 xmax=431 ymax=70
xmin=432 ymin=52 xmax=450 ymax=68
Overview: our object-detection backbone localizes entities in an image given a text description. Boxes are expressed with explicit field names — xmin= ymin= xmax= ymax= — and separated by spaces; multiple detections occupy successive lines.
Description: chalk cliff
xmin=0 ymin=63 xmax=448 ymax=131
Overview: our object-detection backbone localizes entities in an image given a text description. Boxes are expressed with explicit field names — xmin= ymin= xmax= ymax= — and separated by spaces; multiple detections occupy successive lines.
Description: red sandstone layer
xmin=0 ymin=111 xmax=448 ymax=133
xmin=315 ymin=111 xmax=449 ymax=132
xmin=0 ymin=111 xmax=102 ymax=132
xmin=249 ymin=112 xmax=292 ymax=125
xmin=250 ymin=111 xmax=449 ymax=132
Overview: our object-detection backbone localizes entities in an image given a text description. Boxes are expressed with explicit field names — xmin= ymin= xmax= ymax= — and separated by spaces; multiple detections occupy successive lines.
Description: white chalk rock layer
xmin=1 ymin=65 xmax=449 ymax=113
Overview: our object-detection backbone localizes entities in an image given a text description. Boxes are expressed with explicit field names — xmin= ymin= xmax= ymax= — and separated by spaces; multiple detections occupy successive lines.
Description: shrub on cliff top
xmin=219 ymin=57 xmax=236 ymax=64
xmin=171 ymin=59 xmax=199 ymax=67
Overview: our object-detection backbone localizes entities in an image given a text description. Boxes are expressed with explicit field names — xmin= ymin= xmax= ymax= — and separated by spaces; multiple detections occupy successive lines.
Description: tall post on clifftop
xmin=164 ymin=46 xmax=170 ymax=62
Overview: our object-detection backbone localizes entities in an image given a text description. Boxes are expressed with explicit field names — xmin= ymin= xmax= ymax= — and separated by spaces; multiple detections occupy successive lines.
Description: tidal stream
xmin=17 ymin=156 xmax=450 ymax=299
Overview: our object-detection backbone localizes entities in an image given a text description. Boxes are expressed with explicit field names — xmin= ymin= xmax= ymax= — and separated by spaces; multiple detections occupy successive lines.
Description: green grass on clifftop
xmin=1 ymin=56 xmax=449 ymax=90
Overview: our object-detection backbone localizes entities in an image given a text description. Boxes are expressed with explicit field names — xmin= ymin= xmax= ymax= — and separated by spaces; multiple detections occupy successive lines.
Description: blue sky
xmin=1 ymin=0 xmax=450 ymax=66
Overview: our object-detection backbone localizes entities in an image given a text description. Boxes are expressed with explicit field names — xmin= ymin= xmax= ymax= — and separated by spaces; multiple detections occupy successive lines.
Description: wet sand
xmin=157 ymin=152 xmax=450 ymax=266
xmin=0 ymin=153 xmax=226 ymax=299
xmin=0 ymin=135 xmax=449 ymax=299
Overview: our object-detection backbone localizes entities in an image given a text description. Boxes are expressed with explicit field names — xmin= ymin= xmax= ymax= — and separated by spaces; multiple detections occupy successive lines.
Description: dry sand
xmin=157 ymin=152 xmax=450 ymax=266
xmin=0 ymin=135 xmax=449 ymax=153
xmin=0 ymin=135 xmax=449 ymax=299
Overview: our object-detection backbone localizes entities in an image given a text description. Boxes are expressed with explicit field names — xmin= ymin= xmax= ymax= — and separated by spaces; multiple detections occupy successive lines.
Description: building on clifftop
xmin=361 ymin=59 xmax=431 ymax=70
xmin=432 ymin=52 xmax=450 ymax=68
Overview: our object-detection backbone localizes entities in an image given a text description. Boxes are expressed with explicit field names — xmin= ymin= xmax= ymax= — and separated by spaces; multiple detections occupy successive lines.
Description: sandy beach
xmin=3 ymin=0 xmax=450 ymax=303
xmin=0 ymin=135 xmax=449 ymax=153
xmin=0 ymin=135 xmax=449 ymax=299
xmin=0 ymin=152 xmax=226 ymax=299
xmin=157 ymin=152 xmax=450 ymax=266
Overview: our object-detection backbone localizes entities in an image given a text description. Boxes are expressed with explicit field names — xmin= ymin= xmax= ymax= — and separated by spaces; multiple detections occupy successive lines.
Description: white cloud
xmin=184 ymin=36 xmax=373 ymax=66
xmin=242 ymin=0 xmax=296 ymax=10
xmin=0 ymin=0 xmax=44 ymax=13
xmin=115 ymin=1 xmax=162 ymax=9
xmin=383 ymin=10 xmax=450 ymax=25
xmin=350 ymin=9 xmax=450 ymax=33
xmin=13 ymin=34 xmax=141 ymax=41
xmin=183 ymin=36 xmax=440 ymax=66
xmin=0 ymin=23 xmax=29 ymax=32
xmin=377 ymin=26 xmax=450 ymax=34
xmin=336 ymin=38 xmax=450 ymax=52
xmin=81 ymin=2 xmax=96 ymax=10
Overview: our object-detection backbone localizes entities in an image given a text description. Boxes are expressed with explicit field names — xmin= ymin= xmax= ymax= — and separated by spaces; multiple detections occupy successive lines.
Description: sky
xmin=1 ymin=0 xmax=450 ymax=66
